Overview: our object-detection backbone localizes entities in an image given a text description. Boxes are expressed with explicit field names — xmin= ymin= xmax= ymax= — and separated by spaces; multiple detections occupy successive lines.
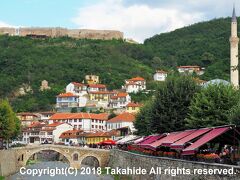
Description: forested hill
xmin=0 ymin=17 xmax=236 ymax=111
xmin=144 ymin=17 xmax=234 ymax=80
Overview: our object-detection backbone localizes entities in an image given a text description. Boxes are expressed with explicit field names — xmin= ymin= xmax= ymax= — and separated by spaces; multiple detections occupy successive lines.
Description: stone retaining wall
xmin=109 ymin=149 xmax=240 ymax=180
xmin=0 ymin=150 xmax=18 ymax=177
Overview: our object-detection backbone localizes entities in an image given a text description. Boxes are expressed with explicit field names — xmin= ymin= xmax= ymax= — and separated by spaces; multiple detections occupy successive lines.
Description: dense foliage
xmin=186 ymin=84 xmax=240 ymax=128
xmin=0 ymin=17 xmax=236 ymax=112
xmin=0 ymin=99 xmax=20 ymax=143
xmin=134 ymin=75 xmax=199 ymax=135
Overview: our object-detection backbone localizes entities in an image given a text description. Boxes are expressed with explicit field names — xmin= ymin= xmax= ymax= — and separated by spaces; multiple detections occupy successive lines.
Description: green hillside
xmin=0 ymin=17 xmax=236 ymax=112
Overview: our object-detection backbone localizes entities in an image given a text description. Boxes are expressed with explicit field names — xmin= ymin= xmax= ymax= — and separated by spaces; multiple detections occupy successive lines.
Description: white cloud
xmin=0 ymin=21 xmax=15 ymax=27
xmin=71 ymin=0 xmax=204 ymax=42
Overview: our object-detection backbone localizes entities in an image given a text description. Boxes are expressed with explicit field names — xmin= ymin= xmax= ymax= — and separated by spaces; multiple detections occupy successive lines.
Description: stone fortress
xmin=0 ymin=27 xmax=124 ymax=40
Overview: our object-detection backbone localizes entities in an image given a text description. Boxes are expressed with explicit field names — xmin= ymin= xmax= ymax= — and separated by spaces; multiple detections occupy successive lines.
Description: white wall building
xmin=107 ymin=112 xmax=136 ymax=133
xmin=123 ymin=77 xmax=146 ymax=93
xmin=49 ymin=113 xmax=109 ymax=132
xmin=110 ymin=92 xmax=131 ymax=109
xmin=153 ymin=70 xmax=167 ymax=81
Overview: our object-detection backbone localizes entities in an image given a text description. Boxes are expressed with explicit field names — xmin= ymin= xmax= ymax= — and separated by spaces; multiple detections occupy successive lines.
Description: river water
xmin=8 ymin=161 xmax=114 ymax=180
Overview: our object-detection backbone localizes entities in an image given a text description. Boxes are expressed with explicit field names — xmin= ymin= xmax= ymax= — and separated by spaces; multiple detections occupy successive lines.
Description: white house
xmin=87 ymin=84 xmax=107 ymax=92
xmin=153 ymin=70 xmax=167 ymax=81
xmin=177 ymin=66 xmax=204 ymax=75
xmin=22 ymin=122 xmax=73 ymax=144
xmin=123 ymin=77 xmax=146 ymax=93
xmin=49 ymin=112 xmax=109 ymax=132
xmin=66 ymin=82 xmax=88 ymax=96
xmin=110 ymin=92 xmax=131 ymax=109
xmin=107 ymin=112 xmax=136 ymax=133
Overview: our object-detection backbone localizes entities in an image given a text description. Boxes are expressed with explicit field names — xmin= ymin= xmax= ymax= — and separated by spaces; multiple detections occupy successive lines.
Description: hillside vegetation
xmin=0 ymin=17 xmax=236 ymax=111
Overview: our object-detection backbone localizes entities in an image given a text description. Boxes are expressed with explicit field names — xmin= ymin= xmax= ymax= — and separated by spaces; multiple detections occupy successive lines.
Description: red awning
xmin=136 ymin=135 xmax=154 ymax=145
xmin=182 ymin=127 xmax=231 ymax=155
xmin=146 ymin=132 xmax=181 ymax=150
xmin=161 ymin=130 xmax=196 ymax=147
xmin=138 ymin=135 xmax=163 ymax=145
xmin=171 ymin=128 xmax=211 ymax=150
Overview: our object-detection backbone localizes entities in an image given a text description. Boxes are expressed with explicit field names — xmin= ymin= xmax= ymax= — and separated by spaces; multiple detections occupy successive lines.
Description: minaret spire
xmin=232 ymin=4 xmax=237 ymax=22
xmin=230 ymin=4 xmax=239 ymax=87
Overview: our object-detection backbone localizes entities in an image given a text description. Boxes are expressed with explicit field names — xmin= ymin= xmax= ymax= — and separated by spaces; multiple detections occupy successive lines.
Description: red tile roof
xmin=72 ymin=82 xmax=86 ymax=87
xmin=107 ymin=112 xmax=135 ymax=123
xmin=111 ymin=92 xmax=128 ymax=99
xmin=28 ymin=122 xmax=46 ymax=128
xmin=128 ymin=77 xmax=145 ymax=81
xmin=57 ymin=92 xmax=78 ymax=97
xmin=59 ymin=129 xmax=84 ymax=139
xmin=88 ymin=84 xmax=106 ymax=88
xmin=46 ymin=122 xmax=64 ymax=127
xmin=50 ymin=113 xmax=109 ymax=121
xmin=17 ymin=112 xmax=39 ymax=117
xmin=126 ymin=102 xmax=142 ymax=107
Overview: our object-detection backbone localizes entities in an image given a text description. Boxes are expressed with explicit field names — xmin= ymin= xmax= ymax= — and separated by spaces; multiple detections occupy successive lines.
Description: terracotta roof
xmin=128 ymin=77 xmax=145 ymax=81
xmin=17 ymin=112 xmax=39 ymax=117
xmin=38 ymin=111 xmax=56 ymax=115
xmin=46 ymin=122 xmax=64 ymax=127
xmin=50 ymin=113 xmax=109 ymax=121
xmin=111 ymin=92 xmax=128 ymax=99
xmin=72 ymin=82 xmax=86 ymax=87
xmin=107 ymin=112 xmax=135 ymax=123
xmin=59 ymin=129 xmax=84 ymax=139
xmin=88 ymin=84 xmax=106 ymax=88
xmin=85 ymin=131 xmax=114 ymax=137
xmin=126 ymin=102 xmax=142 ymax=107
xmin=126 ymin=82 xmax=141 ymax=86
xmin=57 ymin=92 xmax=78 ymax=97
xmin=28 ymin=122 xmax=46 ymax=128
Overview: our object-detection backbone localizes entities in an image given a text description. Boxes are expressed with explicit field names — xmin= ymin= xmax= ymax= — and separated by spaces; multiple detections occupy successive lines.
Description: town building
xmin=22 ymin=122 xmax=73 ymax=144
xmin=122 ymin=77 xmax=146 ymax=93
xmin=37 ymin=111 xmax=56 ymax=121
xmin=85 ymin=75 xmax=99 ymax=84
xmin=56 ymin=92 xmax=79 ymax=108
xmin=66 ymin=82 xmax=88 ymax=96
xmin=177 ymin=66 xmax=204 ymax=75
xmin=89 ymin=91 xmax=115 ymax=108
xmin=49 ymin=112 xmax=109 ymax=132
xmin=17 ymin=112 xmax=40 ymax=127
xmin=59 ymin=129 xmax=85 ymax=145
xmin=110 ymin=92 xmax=131 ymax=109
xmin=107 ymin=112 xmax=136 ymax=135
xmin=87 ymin=84 xmax=107 ymax=92
xmin=126 ymin=102 xmax=142 ymax=113
xmin=85 ymin=131 xmax=118 ymax=144
xmin=153 ymin=70 xmax=167 ymax=81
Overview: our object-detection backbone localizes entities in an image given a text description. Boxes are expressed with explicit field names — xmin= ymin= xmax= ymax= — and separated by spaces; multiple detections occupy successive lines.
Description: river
xmin=8 ymin=161 xmax=114 ymax=180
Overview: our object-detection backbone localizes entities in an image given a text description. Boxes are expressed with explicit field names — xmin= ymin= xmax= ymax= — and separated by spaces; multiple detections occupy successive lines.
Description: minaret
xmin=230 ymin=5 xmax=239 ymax=87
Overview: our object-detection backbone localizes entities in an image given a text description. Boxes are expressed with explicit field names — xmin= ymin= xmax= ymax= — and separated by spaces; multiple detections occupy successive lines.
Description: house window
xmin=74 ymin=119 xmax=77 ymax=122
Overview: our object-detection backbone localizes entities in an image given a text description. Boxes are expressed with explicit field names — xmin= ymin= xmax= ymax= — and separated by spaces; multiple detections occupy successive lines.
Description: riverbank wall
xmin=0 ymin=150 xmax=19 ymax=177
xmin=109 ymin=149 xmax=240 ymax=180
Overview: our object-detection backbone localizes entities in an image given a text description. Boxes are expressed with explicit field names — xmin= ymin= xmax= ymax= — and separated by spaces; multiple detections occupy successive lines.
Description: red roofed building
xmin=56 ymin=92 xmax=79 ymax=108
xmin=110 ymin=92 xmax=131 ymax=109
xmin=177 ymin=66 xmax=205 ymax=75
xmin=22 ymin=122 xmax=73 ymax=144
xmin=49 ymin=113 xmax=109 ymax=132
xmin=87 ymin=84 xmax=107 ymax=92
xmin=59 ymin=129 xmax=85 ymax=145
xmin=126 ymin=102 xmax=142 ymax=113
xmin=107 ymin=112 xmax=136 ymax=135
xmin=123 ymin=77 xmax=146 ymax=93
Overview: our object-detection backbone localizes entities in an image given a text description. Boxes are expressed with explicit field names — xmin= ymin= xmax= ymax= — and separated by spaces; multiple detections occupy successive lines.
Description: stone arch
xmin=23 ymin=147 xmax=72 ymax=166
xmin=80 ymin=155 xmax=100 ymax=168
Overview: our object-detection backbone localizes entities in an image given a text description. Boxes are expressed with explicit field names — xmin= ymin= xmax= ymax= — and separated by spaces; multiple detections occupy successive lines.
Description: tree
xmin=71 ymin=107 xmax=78 ymax=113
xmin=186 ymin=84 xmax=240 ymax=128
xmin=0 ymin=99 xmax=20 ymax=147
xmin=135 ymin=74 xmax=199 ymax=134
xmin=228 ymin=102 xmax=240 ymax=126
xmin=134 ymin=100 xmax=153 ymax=135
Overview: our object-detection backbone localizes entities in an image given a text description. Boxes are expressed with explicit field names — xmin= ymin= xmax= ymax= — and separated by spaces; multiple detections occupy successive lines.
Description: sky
xmin=0 ymin=0 xmax=237 ymax=42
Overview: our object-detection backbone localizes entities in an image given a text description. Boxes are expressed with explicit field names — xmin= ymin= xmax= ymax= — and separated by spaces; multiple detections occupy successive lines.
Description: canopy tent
xmin=136 ymin=135 xmax=154 ymax=144
xmin=182 ymin=126 xmax=231 ymax=155
xmin=98 ymin=139 xmax=116 ymax=145
xmin=160 ymin=130 xmax=196 ymax=147
xmin=170 ymin=128 xmax=211 ymax=150
xmin=134 ymin=137 xmax=144 ymax=144
xmin=116 ymin=135 xmax=138 ymax=144
xmin=138 ymin=134 xmax=166 ymax=148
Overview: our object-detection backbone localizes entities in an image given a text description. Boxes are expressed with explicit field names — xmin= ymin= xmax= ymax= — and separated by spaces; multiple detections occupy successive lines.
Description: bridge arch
xmin=22 ymin=147 xmax=72 ymax=166
xmin=80 ymin=155 xmax=100 ymax=168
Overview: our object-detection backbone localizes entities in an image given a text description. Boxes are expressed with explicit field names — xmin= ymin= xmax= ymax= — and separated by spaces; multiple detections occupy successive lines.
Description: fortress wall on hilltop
xmin=0 ymin=27 xmax=124 ymax=40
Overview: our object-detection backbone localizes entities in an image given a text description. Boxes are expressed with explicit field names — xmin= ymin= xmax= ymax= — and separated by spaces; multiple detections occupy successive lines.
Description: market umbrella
xmin=98 ymin=140 xmax=116 ymax=145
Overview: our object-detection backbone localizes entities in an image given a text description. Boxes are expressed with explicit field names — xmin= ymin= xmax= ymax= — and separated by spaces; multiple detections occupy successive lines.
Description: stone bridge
xmin=0 ymin=145 xmax=110 ymax=176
